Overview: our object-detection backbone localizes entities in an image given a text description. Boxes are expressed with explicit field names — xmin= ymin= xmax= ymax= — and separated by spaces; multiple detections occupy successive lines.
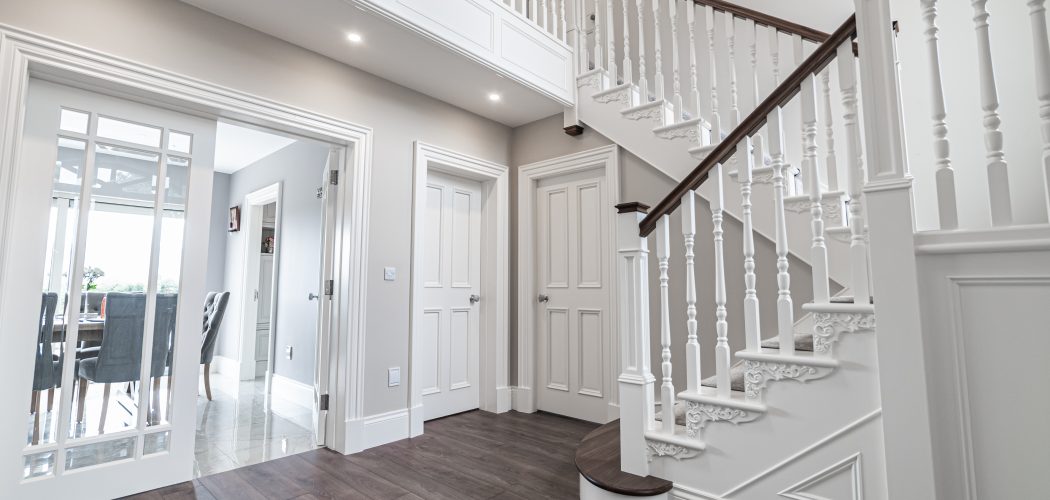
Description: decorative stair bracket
xmin=737 ymin=352 xmax=839 ymax=400
xmin=803 ymin=303 xmax=876 ymax=356
xmin=684 ymin=400 xmax=763 ymax=437
xmin=644 ymin=430 xmax=705 ymax=462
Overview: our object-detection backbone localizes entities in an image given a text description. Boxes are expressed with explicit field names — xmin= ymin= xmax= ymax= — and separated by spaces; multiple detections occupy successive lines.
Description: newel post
xmin=854 ymin=0 xmax=938 ymax=498
xmin=615 ymin=202 xmax=654 ymax=477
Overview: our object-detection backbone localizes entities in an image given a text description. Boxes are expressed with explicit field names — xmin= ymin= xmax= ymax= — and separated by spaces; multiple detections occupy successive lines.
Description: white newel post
xmin=1029 ymin=0 xmax=1050 ymax=218
xmin=616 ymin=203 xmax=654 ymax=477
xmin=854 ymin=0 xmax=938 ymax=497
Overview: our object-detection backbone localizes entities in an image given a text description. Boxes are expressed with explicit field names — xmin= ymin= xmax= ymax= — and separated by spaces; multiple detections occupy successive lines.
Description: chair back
xmin=94 ymin=293 xmax=147 ymax=384
xmin=200 ymin=291 xmax=229 ymax=364
xmin=150 ymin=294 xmax=178 ymax=378
xmin=32 ymin=292 xmax=59 ymax=391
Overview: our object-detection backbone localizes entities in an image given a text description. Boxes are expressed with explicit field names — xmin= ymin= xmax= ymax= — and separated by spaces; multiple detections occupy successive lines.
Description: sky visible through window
xmin=83 ymin=208 xmax=184 ymax=292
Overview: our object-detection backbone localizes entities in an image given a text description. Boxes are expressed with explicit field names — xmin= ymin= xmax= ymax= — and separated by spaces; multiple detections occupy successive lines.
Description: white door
xmin=312 ymin=148 xmax=341 ymax=445
xmin=535 ymin=169 xmax=612 ymax=423
xmin=420 ymin=171 xmax=482 ymax=420
xmin=0 ymin=80 xmax=216 ymax=497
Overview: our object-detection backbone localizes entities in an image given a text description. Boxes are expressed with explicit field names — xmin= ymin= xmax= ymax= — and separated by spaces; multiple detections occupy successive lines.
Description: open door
xmin=312 ymin=147 xmax=341 ymax=446
xmin=0 ymin=79 xmax=216 ymax=497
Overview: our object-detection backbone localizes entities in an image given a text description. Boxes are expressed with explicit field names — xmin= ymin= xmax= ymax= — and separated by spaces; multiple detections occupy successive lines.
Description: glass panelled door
xmin=0 ymin=80 xmax=216 ymax=498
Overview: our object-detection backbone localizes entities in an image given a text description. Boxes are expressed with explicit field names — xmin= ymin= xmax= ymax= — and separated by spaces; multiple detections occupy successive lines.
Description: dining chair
xmin=200 ymin=291 xmax=230 ymax=401
xmin=30 ymin=292 xmax=59 ymax=445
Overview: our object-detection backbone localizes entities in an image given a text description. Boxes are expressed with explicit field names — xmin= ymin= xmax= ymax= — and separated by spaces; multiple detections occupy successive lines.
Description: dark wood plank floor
xmin=125 ymin=410 xmax=598 ymax=500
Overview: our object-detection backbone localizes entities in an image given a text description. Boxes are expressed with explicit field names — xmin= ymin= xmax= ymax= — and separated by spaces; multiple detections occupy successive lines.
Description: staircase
xmin=572 ymin=3 xmax=890 ymax=498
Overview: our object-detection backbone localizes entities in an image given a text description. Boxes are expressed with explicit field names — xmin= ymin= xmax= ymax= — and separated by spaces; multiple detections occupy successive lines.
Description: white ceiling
xmin=730 ymin=0 xmax=853 ymax=34
xmin=214 ymin=121 xmax=297 ymax=174
xmin=180 ymin=0 xmax=563 ymax=127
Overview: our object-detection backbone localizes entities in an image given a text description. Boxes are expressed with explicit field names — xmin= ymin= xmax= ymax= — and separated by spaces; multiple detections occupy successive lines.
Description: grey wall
xmin=215 ymin=140 xmax=329 ymax=385
xmin=206 ymin=173 xmax=230 ymax=295
xmin=0 ymin=0 xmax=513 ymax=416
xmin=510 ymin=115 xmax=819 ymax=389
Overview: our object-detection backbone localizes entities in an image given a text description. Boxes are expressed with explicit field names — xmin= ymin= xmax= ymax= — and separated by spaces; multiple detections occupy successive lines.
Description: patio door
xmin=0 ymin=79 xmax=216 ymax=498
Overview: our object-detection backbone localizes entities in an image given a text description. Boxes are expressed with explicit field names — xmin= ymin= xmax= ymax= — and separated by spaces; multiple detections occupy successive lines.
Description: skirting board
xmin=346 ymin=408 xmax=411 ymax=453
xmin=511 ymin=386 xmax=536 ymax=413
xmin=271 ymin=374 xmax=314 ymax=410
xmin=209 ymin=355 xmax=239 ymax=376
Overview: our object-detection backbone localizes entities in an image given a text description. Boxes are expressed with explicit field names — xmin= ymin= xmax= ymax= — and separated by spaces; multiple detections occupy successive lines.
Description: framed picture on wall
xmin=229 ymin=205 xmax=241 ymax=232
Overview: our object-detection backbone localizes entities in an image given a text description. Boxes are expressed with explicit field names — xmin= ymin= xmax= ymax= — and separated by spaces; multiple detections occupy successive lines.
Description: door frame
xmin=0 ymin=25 xmax=373 ymax=496
xmin=515 ymin=144 xmax=620 ymax=421
xmin=408 ymin=141 xmax=510 ymax=437
xmin=236 ymin=183 xmax=282 ymax=384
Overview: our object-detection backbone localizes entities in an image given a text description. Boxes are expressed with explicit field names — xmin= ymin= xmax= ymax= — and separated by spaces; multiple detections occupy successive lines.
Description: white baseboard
xmin=496 ymin=385 xmax=513 ymax=413
xmin=511 ymin=386 xmax=535 ymax=413
xmin=271 ymin=373 xmax=314 ymax=410
xmin=409 ymin=404 xmax=424 ymax=437
xmin=346 ymin=408 xmax=411 ymax=453
xmin=210 ymin=355 xmax=239 ymax=376
xmin=607 ymin=402 xmax=620 ymax=423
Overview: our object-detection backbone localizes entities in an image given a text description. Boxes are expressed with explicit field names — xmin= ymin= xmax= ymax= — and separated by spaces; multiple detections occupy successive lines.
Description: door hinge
xmin=329 ymin=170 xmax=339 ymax=185
xmin=324 ymin=279 xmax=334 ymax=296
xmin=319 ymin=394 xmax=329 ymax=411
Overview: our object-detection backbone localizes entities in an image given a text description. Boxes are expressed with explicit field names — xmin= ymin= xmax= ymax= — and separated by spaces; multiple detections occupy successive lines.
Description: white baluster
xmin=656 ymin=215 xmax=674 ymax=434
xmin=1028 ymin=0 xmax=1050 ymax=218
xmin=768 ymin=106 xmax=795 ymax=355
xmin=971 ymin=0 xmax=1012 ymax=226
xmin=637 ymin=0 xmax=649 ymax=101
xmin=681 ymin=191 xmax=701 ymax=392
xmin=769 ymin=27 xmax=781 ymax=86
xmin=821 ymin=69 xmax=839 ymax=192
xmin=838 ymin=42 xmax=873 ymax=305
xmin=668 ymin=0 xmax=683 ymax=121
xmin=921 ymin=0 xmax=957 ymax=230
xmin=802 ymin=73 xmax=831 ymax=303
xmin=750 ymin=21 xmax=764 ymax=169
xmin=706 ymin=5 xmax=721 ymax=137
xmin=793 ymin=34 xmax=806 ymax=196
xmin=593 ymin=0 xmax=603 ymax=70
xmin=606 ymin=0 xmax=617 ymax=80
xmin=560 ymin=0 xmax=567 ymax=41
xmin=687 ymin=3 xmax=702 ymax=123
xmin=711 ymin=162 xmax=730 ymax=397
xmin=739 ymin=136 xmax=761 ymax=352
xmin=540 ymin=0 xmax=549 ymax=30
xmin=623 ymin=0 xmax=633 ymax=86
xmin=652 ymin=0 xmax=665 ymax=102
xmin=726 ymin=13 xmax=740 ymax=128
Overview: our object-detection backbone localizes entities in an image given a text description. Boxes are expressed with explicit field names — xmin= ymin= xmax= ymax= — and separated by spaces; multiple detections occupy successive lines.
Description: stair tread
xmin=575 ymin=420 xmax=674 ymax=496
xmin=699 ymin=334 xmax=815 ymax=391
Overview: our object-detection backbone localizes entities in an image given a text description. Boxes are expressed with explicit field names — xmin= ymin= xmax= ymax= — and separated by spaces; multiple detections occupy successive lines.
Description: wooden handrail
xmin=638 ymin=14 xmax=857 ymax=237
xmin=692 ymin=0 xmax=830 ymax=44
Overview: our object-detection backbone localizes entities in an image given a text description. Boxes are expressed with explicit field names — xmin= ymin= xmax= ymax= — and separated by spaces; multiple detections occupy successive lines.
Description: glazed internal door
xmin=420 ymin=171 xmax=482 ymax=421
xmin=535 ymin=169 xmax=611 ymax=423
xmin=0 ymin=79 xmax=216 ymax=498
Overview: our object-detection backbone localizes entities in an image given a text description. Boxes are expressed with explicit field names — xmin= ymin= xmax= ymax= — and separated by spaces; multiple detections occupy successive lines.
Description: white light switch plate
xmin=384 ymin=267 xmax=397 ymax=281
xmin=388 ymin=367 xmax=401 ymax=387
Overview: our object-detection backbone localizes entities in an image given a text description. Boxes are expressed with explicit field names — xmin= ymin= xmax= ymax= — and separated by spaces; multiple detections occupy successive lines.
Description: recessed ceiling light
xmin=346 ymin=32 xmax=363 ymax=43
xmin=487 ymin=92 xmax=502 ymax=102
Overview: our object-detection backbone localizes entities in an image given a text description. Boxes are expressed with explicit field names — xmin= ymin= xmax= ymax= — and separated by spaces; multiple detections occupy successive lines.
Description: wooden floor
xmin=126 ymin=410 xmax=598 ymax=500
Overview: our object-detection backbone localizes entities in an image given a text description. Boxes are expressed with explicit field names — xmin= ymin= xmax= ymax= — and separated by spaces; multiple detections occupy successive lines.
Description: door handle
xmin=469 ymin=294 xmax=481 ymax=305
xmin=538 ymin=294 xmax=549 ymax=303
xmin=308 ymin=293 xmax=319 ymax=301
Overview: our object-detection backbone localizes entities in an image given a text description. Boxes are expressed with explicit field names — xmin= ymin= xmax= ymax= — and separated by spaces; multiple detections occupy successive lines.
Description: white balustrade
xmin=540 ymin=0 xmax=549 ymax=30
xmin=593 ymin=0 xmax=603 ymax=70
xmin=681 ymin=191 xmax=701 ymax=392
xmin=793 ymin=34 xmax=806 ymax=195
xmin=971 ymin=0 xmax=1012 ymax=226
xmin=656 ymin=215 xmax=675 ymax=434
xmin=770 ymin=26 xmax=781 ymax=86
xmin=669 ymin=0 xmax=683 ymax=121
xmin=801 ymin=73 xmax=831 ymax=303
xmin=838 ymin=41 xmax=872 ymax=305
xmin=921 ymin=0 xmax=957 ymax=230
xmin=706 ymin=5 xmax=722 ymax=137
xmin=606 ymin=0 xmax=616 ymax=80
xmin=726 ymin=13 xmax=740 ymax=128
xmin=711 ymin=161 xmax=730 ymax=398
xmin=560 ymin=0 xmax=567 ymax=40
xmin=768 ymin=106 xmax=795 ymax=355
xmin=820 ymin=69 xmax=839 ymax=192
xmin=623 ymin=0 xmax=634 ymax=86
xmin=637 ymin=0 xmax=650 ymax=100
xmin=652 ymin=0 xmax=665 ymax=102
xmin=750 ymin=21 xmax=764 ymax=171
xmin=687 ymin=3 xmax=702 ymax=122
xmin=1028 ymin=0 xmax=1050 ymax=217
xmin=739 ymin=136 xmax=761 ymax=352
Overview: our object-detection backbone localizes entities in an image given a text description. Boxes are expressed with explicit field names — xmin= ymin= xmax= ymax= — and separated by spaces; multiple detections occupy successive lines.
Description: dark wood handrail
xmin=638 ymin=14 xmax=856 ymax=237
xmin=692 ymin=0 xmax=830 ymax=44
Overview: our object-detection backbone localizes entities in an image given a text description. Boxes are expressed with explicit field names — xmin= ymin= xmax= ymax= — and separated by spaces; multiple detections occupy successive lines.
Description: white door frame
xmin=0 ymin=26 xmax=373 ymax=496
xmin=236 ymin=183 xmax=282 ymax=384
xmin=408 ymin=141 xmax=510 ymax=436
xmin=515 ymin=144 xmax=620 ymax=421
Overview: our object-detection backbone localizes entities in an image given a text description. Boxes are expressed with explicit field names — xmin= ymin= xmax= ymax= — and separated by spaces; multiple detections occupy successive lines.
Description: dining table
xmin=51 ymin=316 xmax=105 ymax=342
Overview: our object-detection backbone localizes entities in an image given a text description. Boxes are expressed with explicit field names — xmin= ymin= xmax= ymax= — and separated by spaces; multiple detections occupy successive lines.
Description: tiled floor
xmin=193 ymin=373 xmax=319 ymax=477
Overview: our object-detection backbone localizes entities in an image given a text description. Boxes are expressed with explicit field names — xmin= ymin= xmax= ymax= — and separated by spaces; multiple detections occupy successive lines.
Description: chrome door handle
xmin=308 ymin=293 xmax=319 ymax=301
xmin=538 ymin=294 xmax=549 ymax=303
xmin=469 ymin=294 xmax=481 ymax=305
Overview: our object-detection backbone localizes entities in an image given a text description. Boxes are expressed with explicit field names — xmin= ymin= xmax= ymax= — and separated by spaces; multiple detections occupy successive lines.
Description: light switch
xmin=388 ymin=367 xmax=401 ymax=387
xmin=384 ymin=267 xmax=397 ymax=281
xmin=285 ymin=346 xmax=293 ymax=360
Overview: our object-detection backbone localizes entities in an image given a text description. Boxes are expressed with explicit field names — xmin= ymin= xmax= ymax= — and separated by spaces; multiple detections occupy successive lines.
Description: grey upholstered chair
xmin=31 ymin=293 xmax=59 ymax=445
xmin=200 ymin=291 xmax=230 ymax=401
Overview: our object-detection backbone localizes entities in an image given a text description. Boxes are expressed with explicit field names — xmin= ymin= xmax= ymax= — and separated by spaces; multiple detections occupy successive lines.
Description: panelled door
xmin=535 ymin=169 xmax=611 ymax=423
xmin=420 ymin=171 xmax=482 ymax=420
xmin=0 ymin=79 xmax=216 ymax=498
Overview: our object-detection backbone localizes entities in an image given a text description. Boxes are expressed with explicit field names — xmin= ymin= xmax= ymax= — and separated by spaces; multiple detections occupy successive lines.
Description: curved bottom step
xmin=575 ymin=420 xmax=673 ymax=498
